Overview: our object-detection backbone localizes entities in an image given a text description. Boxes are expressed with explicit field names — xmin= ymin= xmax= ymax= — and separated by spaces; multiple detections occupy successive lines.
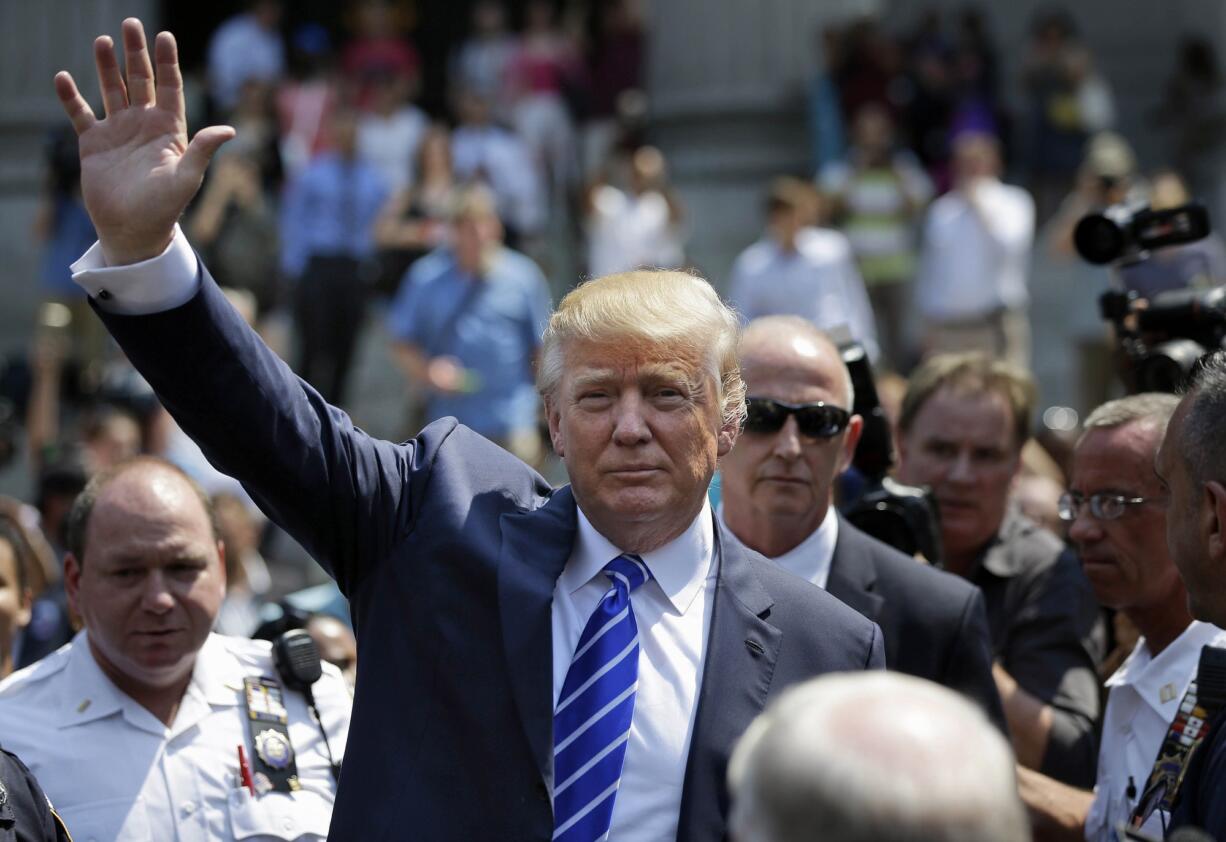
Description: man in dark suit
xmin=53 ymin=20 xmax=883 ymax=842
xmin=720 ymin=316 xmax=1004 ymax=727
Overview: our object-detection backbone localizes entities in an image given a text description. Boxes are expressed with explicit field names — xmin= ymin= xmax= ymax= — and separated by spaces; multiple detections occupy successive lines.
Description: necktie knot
xmin=603 ymin=554 xmax=651 ymax=596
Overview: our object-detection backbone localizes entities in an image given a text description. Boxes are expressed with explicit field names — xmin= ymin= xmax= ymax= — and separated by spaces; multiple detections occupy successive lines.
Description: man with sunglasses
xmin=1018 ymin=393 xmax=1225 ymax=841
xmin=720 ymin=316 xmax=1004 ymax=726
xmin=896 ymin=352 xmax=1103 ymax=788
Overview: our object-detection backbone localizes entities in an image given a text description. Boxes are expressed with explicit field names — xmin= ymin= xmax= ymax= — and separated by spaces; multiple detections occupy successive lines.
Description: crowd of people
xmin=5 ymin=2 xmax=1226 ymax=842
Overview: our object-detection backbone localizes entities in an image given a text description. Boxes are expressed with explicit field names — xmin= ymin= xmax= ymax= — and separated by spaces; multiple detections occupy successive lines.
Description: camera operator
xmin=896 ymin=352 xmax=1104 ymax=787
xmin=1155 ymin=351 xmax=1226 ymax=836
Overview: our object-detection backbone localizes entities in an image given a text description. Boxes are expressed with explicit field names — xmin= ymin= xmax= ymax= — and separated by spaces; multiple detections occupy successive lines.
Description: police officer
xmin=0 ymin=457 xmax=351 ymax=841
xmin=0 ymin=746 xmax=72 ymax=841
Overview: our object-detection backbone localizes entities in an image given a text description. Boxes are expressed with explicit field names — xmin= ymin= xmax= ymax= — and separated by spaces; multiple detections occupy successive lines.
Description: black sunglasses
xmin=742 ymin=397 xmax=851 ymax=439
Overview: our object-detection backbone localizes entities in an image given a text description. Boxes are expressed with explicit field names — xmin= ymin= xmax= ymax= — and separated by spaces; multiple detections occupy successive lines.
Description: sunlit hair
xmin=899 ymin=352 xmax=1036 ymax=450
xmin=1181 ymin=350 xmax=1226 ymax=484
xmin=1083 ymin=392 xmax=1180 ymax=436
xmin=537 ymin=270 xmax=746 ymax=429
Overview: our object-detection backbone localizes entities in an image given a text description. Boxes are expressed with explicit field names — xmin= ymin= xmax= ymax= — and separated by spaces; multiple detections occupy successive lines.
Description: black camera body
xmin=838 ymin=342 xmax=945 ymax=565
xmin=1074 ymin=200 xmax=1222 ymax=392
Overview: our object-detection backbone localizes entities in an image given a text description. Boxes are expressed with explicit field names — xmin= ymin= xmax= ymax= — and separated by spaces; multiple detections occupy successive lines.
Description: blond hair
xmin=537 ymin=270 xmax=746 ymax=428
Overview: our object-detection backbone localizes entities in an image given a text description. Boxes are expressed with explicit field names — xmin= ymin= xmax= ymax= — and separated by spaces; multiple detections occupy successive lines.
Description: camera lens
xmin=1073 ymin=214 xmax=1128 ymax=264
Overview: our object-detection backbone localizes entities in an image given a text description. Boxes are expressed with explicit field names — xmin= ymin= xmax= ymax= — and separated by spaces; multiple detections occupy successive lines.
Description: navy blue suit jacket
xmin=96 ymin=273 xmax=884 ymax=841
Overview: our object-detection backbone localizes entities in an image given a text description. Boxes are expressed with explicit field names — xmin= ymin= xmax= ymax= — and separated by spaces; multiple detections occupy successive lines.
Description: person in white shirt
xmin=355 ymin=73 xmax=428 ymax=195
xmin=206 ymin=1 xmax=285 ymax=116
xmin=0 ymin=457 xmax=351 ymax=842
xmin=727 ymin=177 xmax=879 ymax=363
xmin=1017 ymin=393 xmax=1224 ymax=841
xmin=914 ymin=132 xmax=1035 ymax=369
xmin=450 ymin=87 xmax=546 ymax=242
xmin=585 ymin=145 xmax=685 ymax=278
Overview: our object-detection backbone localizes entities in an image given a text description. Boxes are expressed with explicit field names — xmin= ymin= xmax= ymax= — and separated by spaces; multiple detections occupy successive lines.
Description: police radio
xmin=274 ymin=629 xmax=341 ymax=781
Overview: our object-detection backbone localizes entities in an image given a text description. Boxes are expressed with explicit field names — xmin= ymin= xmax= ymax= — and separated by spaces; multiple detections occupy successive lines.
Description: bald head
xmin=722 ymin=317 xmax=862 ymax=558
xmin=729 ymin=673 xmax=1027 ymax=842
xmin=67 ymin=456 xmax=219 ymax=564
xmin=739 ymin=316 xmax=853 ymax=410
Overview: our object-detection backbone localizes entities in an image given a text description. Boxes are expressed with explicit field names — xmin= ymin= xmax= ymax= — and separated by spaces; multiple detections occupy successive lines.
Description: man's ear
xmin=837 ymin=414 xmax=864 ymax=475
xmin=717 ymin=413 xmax=740 ymax=458
xmin=545 ymin=398 xmax=565 ymax=457
xmin=1205 ymin=480 xmax=1226 ymax=564
xmin=64 ymin=553 xmax=82 ymax=618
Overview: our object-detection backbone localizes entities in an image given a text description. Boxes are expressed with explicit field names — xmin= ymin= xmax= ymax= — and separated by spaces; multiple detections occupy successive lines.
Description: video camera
xmin=838 ymin=342 xmax=945 ymax=565
xmin=1074 ymin=200 xmax=1222 ymax=392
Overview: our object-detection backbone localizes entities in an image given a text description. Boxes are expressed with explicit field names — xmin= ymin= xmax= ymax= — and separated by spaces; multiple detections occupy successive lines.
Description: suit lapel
xmin=677 ymin=521 xmax=781 ymax=841
xmin=826 ymin=518 xmax=884 ymax=623
xmin=497 ymin=486 xmax=577 ymax=787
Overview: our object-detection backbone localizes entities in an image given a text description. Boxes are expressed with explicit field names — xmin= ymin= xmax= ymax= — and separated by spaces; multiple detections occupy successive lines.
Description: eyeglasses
xmin=1057 ymin=491 xmax=1164 ymax=523
xmin=742 ymin=397 xmax=851 ymax=440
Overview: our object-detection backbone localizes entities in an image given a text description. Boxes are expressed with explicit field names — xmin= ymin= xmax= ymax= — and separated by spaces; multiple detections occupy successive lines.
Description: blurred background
xmin=2 ymin=0 xmax=1226 ymax=624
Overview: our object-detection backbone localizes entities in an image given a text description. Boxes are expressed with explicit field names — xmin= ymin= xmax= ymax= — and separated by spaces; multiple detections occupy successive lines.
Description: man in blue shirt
xmin=387 ymin=186 xmax=551 ymax=462
xmin=280 ymin=108 xmax=387 ymax=405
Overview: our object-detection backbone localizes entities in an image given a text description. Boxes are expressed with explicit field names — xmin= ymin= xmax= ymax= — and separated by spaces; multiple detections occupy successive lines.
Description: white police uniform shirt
xmin=1085 ymin=621 xmax=1226 ymax=842
xmin=0 ymin=631 xmax=351 ymax=842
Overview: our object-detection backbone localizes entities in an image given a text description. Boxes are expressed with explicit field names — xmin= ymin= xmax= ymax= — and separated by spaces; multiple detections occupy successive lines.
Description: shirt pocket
xmin=58 ymin=795 xmax=150 ymax=842
xmin=227 ymin=788 xmax=333 ymax=840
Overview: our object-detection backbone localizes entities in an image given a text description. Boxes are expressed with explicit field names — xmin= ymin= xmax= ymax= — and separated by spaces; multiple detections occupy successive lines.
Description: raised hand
xmin=54 ymin=18 xmax=234 ymax=266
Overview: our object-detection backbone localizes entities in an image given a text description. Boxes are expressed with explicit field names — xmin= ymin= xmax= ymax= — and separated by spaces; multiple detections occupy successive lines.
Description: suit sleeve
xmin=93 ymin=262 xmax=431 ymax=597
xmin=866 ymin=621 xmax=885 ymax=670
xmin=1005 ymin=549 xmax=1102 ymax=788
xmin=944 ymin=588 xmax=1009 ymax=735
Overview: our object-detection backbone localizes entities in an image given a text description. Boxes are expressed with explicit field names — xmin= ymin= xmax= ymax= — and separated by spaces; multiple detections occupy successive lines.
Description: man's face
xmin=547 ymin=338 xmax=736 ymax=551
xmin=1067 ymin=423 xmax=1179 ymax=612
xmin=720 ymin=336 xmax=861 ymax=545
xmin=0 ymin=537 xmax=31 ymax=669
xmin=65 ymin=466 xmax=225 ymax=692
xmin=1156 ymin=400 xmax=1226 ymax=625
xmin=897 ymin=387 xmax=1020 ymax=564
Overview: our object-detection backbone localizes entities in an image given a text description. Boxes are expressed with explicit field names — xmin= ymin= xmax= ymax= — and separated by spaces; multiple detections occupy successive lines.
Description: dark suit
xmin=95 ymin=271 xmax=884 ymax=841
xmin=825 ymin=519 xmax=1007 ymax=731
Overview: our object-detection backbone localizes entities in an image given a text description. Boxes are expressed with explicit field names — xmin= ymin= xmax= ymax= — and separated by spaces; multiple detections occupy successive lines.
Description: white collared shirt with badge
xmin=0 ymin=631 xmax=351 ymax=842
xmin=1085 ymin=620 xmax=1226 ymax=842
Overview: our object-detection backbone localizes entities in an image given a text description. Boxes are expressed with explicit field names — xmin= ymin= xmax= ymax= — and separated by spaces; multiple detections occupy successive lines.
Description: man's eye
xmin=113 ymin=569 xmax=141 ymax=580
xmin=926 ymin=441 xmax=957 ymax=458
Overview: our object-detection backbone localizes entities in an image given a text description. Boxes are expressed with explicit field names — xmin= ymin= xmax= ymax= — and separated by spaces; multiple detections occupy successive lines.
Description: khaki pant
xmin=922 ymin=308 xmax=1031 ymax=370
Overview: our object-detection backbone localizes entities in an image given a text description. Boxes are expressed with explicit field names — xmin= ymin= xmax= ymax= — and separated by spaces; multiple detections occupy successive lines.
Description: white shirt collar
xmin=1106 ymin=620 xmax=1226 ymax=715
xmin=562 ymin=498 xmax=715 ymax=616
xmin=60 ymin=631 xmax=247 ymax=734
xmin=718 ymin=505 xmax=839 ymax=590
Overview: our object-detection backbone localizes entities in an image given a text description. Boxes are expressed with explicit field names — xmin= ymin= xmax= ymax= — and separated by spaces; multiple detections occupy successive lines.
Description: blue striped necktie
xmin=552 ymin=554 xmax=652 ymax=842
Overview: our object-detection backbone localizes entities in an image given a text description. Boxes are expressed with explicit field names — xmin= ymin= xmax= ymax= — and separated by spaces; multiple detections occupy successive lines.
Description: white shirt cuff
xmin=71 ymin=225 xmax=201 ymax=315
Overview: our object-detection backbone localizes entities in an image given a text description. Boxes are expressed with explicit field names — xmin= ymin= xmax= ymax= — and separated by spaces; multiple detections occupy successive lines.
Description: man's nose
xmin=771 ymin=416 xmax=803 ymax=460
xmin=1067 ymin=505 xmax=1102 ymax=548
xmin=140 ymin=570 xmax=176 ymax=613
xmin=946 ymin=451 xmax=976 ymax=484
xmin=611 ymin=393 xmax=652 ymax=445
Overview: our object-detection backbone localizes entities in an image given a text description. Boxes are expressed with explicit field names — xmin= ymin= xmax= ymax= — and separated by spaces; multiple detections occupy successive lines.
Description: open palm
xmin=55 ymin=18 xmax=233 ymax=265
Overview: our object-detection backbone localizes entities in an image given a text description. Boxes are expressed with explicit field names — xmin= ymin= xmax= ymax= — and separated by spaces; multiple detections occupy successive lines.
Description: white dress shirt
xmin=586 ymin=186 xmax=684 ymax=278
xmin=914 ymin=178 xmax=1035 ymax=321
xmin=0 ymin=632 xmax=351 ymax=842
xmin=719 ymin=505 xmax=839 ymax=590
xmin=727 ymin=227 xmax=880 ymax=361
xmin=356 ymin=106 xmax=429 ymax=194
xmin=1084 ymin=621 xmax=1226 ymax=842
xmin=553 ymin=501 xmax=717 ymax=841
